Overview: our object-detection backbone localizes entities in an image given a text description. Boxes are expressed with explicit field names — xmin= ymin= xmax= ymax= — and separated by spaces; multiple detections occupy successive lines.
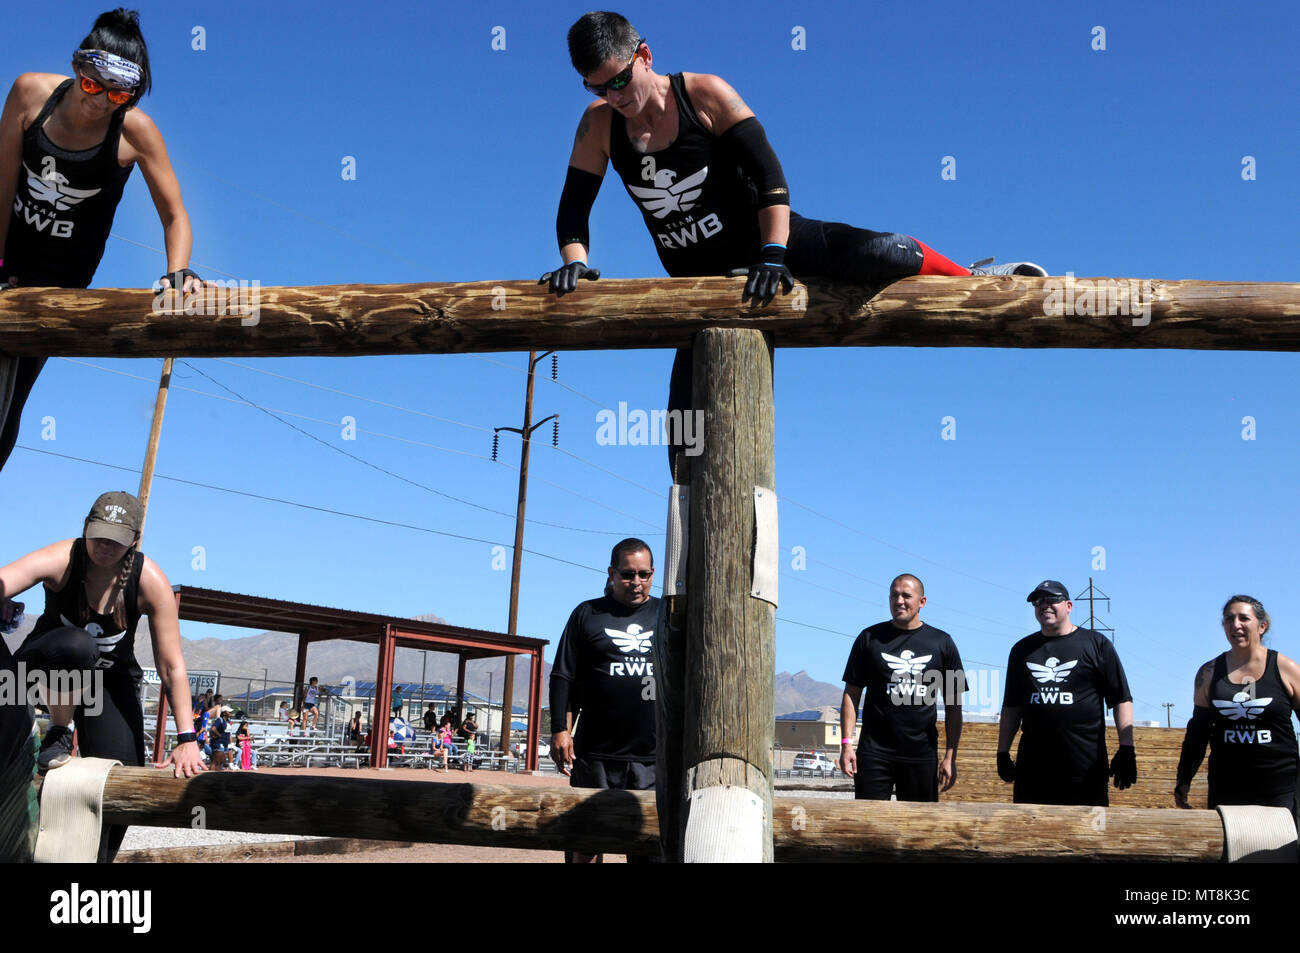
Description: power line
xmin=15 ymin=445 xmax=605 ymax=575
xmin=60 ymin=358 xmax=663 ymax=532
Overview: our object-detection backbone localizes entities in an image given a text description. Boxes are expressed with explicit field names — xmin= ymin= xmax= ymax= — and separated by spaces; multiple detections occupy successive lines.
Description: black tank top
xmin=1208 ymin=650 xmax=1298 ymax=793
xmin=609 ymin=73 xmax=761 ymax=277
xmin=30 ymin=538 xmax=145 ymax=682
xmin=2 ymin=79 xmax=134 ymax=288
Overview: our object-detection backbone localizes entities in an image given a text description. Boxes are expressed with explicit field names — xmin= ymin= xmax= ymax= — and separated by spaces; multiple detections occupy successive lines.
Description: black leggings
xmin=0 ymin=357 xmax=46 ymax=472
xmin=16 ymin=625 xmax=144 ymax=858
xmin=666 ymin=213 xmax=923 ymax=471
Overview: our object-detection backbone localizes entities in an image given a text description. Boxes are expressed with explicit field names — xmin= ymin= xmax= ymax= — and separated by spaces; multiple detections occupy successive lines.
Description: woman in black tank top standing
xmin=1175 ymin=596 xmax=1300 ymax=815
xmin=0 ymin=491 xmax=203 ymax=783
xmin=0 ymin=9 xmax=201 ymax=472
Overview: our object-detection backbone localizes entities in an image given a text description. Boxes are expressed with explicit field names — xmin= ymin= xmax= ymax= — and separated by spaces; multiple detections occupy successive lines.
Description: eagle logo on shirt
xmin=60 ymin=614 xmax=123 ymax=669
xmin=1214 ymin=691 xmax=1271 ymax=722
xmin=881 ymin=649 xmax=932 ymax=678
xmin=1027 ymin=657 xmax=1078 ymax=684
xmin=628 ymin=166 xmax=709 ymax=218
xmin=25 ymin=163 xmax=102 ymax=210
xmin=605 ymin=623 xmax=653 ymax=654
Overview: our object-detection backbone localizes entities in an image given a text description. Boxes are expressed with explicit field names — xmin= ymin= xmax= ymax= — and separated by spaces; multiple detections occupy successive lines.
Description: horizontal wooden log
xmin=1 ymin=276 xmax=1298 ymax=357
xmin=60 ymin=767 xmax=1230 ymax=861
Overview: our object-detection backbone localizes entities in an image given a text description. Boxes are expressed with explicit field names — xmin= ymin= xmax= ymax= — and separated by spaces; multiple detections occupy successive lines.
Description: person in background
xmin=1175 ymin=595 xmax=1300 ymax=816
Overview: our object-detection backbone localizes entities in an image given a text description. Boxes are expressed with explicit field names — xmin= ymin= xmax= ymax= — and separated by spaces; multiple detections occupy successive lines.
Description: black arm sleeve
xmin=720 ymin=117 xmax=790 ymax=208
xmin=1176 ymin=706 xmax=1213 ymax=788
xmin=555 ymin=166 xmax=604 ymax=251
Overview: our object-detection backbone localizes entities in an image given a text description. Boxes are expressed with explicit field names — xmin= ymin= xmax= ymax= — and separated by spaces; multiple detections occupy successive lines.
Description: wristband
xmin=840 ymin=738 xmax=853 ymax=744
xmin=176 ymin=732 xmax=197 ymax=744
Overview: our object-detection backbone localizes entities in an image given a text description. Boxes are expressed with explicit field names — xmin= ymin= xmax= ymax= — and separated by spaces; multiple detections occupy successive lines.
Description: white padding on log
xmin=750 ymin=487 xmax=778 ymax=606
xmin=34 ymin=757 xmax=121 ymax=864
xmin=664 ymin=484 xmax=689 ymax=596
xmin=1217 ymin=804 xmax=1297 ymax=862
xmin=683 ymin=785 xmax=764 ymax=863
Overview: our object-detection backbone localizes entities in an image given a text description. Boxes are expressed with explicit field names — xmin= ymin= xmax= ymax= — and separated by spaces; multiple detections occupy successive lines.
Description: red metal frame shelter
xmin=152 ymin=586 xmax=547 ymax=769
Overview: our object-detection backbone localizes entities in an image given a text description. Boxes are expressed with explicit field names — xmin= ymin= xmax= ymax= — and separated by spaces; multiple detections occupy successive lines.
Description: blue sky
xmin=3 ymin=0 xmax=1298 ymax=724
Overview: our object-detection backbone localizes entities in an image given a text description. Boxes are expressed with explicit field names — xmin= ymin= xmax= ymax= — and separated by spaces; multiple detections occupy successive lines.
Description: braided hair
xmin=76 ymin=531 xmax=139 ymax=630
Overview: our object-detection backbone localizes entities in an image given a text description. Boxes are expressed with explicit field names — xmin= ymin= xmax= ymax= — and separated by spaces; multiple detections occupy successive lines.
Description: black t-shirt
xmin=842 ymin=621 xmax=967 ymax=763
xmin=1002 ymin=627 xmax=1132 ymax=782
xmin=550 ymin=595 xmax=660 ymax=762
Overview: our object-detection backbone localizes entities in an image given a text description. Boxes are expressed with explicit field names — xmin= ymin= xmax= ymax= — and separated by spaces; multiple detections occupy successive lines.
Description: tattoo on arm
xmin=727 ymin=95 xmax=746 ymax=115
xmin=575 ymin=110 xmax=593 ymax=144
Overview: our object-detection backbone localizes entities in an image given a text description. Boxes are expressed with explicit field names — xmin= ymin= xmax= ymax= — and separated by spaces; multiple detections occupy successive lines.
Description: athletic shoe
xmin=968 ymin=258 xmax=1048 ymax=277
xmin=37 ymin=725 xmax=75 ymax=772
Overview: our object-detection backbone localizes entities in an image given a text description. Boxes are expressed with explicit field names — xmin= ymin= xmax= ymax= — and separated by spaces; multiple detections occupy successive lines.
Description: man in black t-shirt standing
xmin=840 ymin=574 xmax=967 ymax=802
xmin=550 ymin=537 xmax=660 ymax=862
xmin=997 ymin=580 xmax=1137 ymax=806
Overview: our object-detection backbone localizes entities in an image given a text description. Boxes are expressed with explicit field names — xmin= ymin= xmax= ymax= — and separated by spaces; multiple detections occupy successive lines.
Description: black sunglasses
xmin=617 ymin=569 xmax=653 ymax=580
xmin=584 ymin=41 xmax=645 ymax=97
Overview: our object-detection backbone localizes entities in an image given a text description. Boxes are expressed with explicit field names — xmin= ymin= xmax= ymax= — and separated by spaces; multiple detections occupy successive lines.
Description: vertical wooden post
xmin=136 ymin=358 xmax=173 ymax=536
xmin=679 ymin=328 xmax=776 ymax=862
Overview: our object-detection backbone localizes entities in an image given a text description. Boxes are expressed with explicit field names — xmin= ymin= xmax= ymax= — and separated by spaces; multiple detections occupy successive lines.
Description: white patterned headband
xmin=73 ymin=49 xmax=142 ymax=89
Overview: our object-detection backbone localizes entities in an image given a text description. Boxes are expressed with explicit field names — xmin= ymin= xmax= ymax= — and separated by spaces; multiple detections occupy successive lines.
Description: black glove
xmin=743 ymin=243 xmax=794 ymax=303
xmin=156 ymin=267 xmax=201 ymax=293
xmin=1110 ymin=744 xmax=1137 ymax=789
xmin=539 ymin=260 xmax=600 ymax=297
xmin=996 ymin=751 xmax=1016 ymax=783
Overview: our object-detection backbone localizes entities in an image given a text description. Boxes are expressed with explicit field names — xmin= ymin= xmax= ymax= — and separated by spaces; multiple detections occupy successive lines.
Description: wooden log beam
xmin=2 ymin=276 xmax=1299 ymax=357
xmin=55 ymin=767 xmax=1236 ymax=861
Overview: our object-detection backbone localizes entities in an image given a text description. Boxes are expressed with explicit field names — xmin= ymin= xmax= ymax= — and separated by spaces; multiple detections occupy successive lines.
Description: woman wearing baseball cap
xmin=0 ymin=9 xmax=201 ymax=473
xmin=0 ymin=490 xmax=202 ymax=854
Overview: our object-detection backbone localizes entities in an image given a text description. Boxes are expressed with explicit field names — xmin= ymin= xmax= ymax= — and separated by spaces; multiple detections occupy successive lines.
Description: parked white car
xmin=792 ymin=752 xmax=837 ymax=775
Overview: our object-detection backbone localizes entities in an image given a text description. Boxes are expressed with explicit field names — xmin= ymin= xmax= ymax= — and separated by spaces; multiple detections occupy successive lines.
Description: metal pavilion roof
xmin=173 ymin=585 xmax=548 ymax=659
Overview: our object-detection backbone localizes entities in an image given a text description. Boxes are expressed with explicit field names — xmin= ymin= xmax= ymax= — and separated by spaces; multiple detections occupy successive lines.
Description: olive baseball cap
xmin=84 ymin=491 xmax=143 ymax=545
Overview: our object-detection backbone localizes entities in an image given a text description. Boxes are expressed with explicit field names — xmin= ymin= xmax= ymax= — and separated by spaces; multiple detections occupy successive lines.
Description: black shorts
xmin=570 ymin=755 xmax=656 ymax=791
xmin=1014 ymin=762 xmax=1109 ymax=807
xmin=853 ymin=751 xmax=938 ymax=802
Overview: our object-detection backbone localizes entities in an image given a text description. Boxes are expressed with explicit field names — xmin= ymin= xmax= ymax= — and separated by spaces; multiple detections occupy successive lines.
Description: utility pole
xmin=1077 ymin=577 xmax=1115 ymax=642
xmin=493 ymin=351 xmax=558 ymax=754
xmin=1163 ymin=702 xmax=1175 ymax=728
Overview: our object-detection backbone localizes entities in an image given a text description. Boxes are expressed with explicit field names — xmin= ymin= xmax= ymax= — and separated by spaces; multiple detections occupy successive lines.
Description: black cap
xmin=1027 ymin=580 xmax=1070 ymax=603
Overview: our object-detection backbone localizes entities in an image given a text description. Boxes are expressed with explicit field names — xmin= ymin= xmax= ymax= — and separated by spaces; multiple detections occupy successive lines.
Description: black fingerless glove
xmin=539 ymin=261 xmax=600 ymax=296
xmin=156 ymin=267 xmax=201 ymax=292
xmin=996 ymin=751 xmax=1016 ymax=783
xmin=743 ymin=243 xmax=794 ymax=302
xmin=1110 ymin=744 xmax=1137 ymax=789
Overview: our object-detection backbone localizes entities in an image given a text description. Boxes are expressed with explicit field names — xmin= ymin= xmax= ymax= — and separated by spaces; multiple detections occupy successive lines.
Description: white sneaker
xmin=969 ymin=258 xmax=1048 ymax=277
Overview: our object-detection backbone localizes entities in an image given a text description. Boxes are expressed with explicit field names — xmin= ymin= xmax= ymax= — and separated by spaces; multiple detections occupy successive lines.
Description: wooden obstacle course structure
xmin=6 ymin=273 xmax=1300 ymax=861
xmin=65 ymin=765 xmax=1243 ymax=862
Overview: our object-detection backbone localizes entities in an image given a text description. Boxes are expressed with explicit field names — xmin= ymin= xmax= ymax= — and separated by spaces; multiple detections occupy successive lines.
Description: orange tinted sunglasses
xmin=78 ymin=71 xmax=134 ymax=105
